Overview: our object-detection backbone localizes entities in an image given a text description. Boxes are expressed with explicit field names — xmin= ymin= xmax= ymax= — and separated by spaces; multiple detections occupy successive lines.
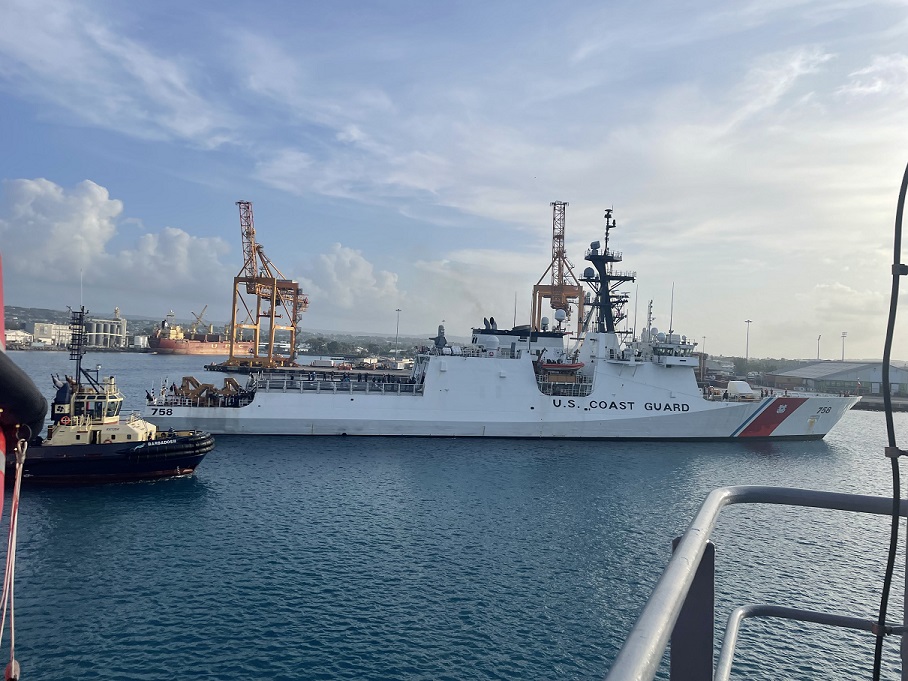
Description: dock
xmin=849 ymin=396 xmax=908 ymax=412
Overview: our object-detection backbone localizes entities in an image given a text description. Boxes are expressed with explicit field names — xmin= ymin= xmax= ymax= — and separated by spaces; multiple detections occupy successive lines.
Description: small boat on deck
xmin=537 ymin=361 xmax=585 ymax=372
xmin=2 ymin=307 xmax=214 ymax=484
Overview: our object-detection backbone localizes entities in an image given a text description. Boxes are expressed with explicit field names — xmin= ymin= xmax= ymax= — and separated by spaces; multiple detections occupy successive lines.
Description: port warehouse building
xmin=32 ymin=316 xmax=128 ymax=348
xmin=766 ymin=361 xmax=908 ymax=396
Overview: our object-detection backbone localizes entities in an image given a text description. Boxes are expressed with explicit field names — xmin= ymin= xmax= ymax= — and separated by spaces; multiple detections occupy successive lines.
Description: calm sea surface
xmin=3 ymin=350 xmax=908 ymax=680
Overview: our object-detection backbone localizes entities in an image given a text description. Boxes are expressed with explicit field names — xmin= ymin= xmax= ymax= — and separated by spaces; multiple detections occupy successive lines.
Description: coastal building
xmin=33 ymin=310 xmax=128 ymax=348
xmin=766 ymin=361 xmax=908 ymax=396
xmin=32 ymin=322 xmax=70 ymax=346
xmin=704 ymin=357 xmax=735 ymax=381
xmin=4 ymin=329 xmax=32 ymax=348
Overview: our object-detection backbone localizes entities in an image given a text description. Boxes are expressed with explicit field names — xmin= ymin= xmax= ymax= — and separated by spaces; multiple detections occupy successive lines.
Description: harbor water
xmin=4 ymin=350 xmax=907 ymax=679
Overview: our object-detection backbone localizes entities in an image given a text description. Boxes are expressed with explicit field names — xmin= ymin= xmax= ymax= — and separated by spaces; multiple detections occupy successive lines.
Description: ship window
xmin=127 ymin=435 xmax=132 ymax=440
xmin=75 ymin=434 xmax=82 ymax=441
xmin=106 ymin=401 xmax=121 ymax=417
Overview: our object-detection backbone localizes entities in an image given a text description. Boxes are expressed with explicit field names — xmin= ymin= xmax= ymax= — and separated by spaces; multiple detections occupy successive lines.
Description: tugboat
xmin=4 ymin=307 xmax=214 ymax=484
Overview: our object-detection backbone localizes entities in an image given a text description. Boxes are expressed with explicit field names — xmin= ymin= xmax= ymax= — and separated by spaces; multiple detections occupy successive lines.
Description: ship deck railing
xmin=703 ymin=390 xmax=847 ymax=401
xmin=153 ymin=377 xmax=427 ymax=408
xmin=255 ymin=377 xmax=425 ymax=396
xmin=535 ymin=375 xmax=594 ymax=397
xmin=428 ymin=346 xmax=521 ymax=359
xmin=604 ymin=485 xmax=908 ymax=681
xmin=153 ymin=394 xmax=256 ymax=409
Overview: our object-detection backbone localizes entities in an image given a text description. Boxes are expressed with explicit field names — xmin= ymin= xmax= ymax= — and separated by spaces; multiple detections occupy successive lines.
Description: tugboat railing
xmin=605 ymin=485 xmax=908 ymax=681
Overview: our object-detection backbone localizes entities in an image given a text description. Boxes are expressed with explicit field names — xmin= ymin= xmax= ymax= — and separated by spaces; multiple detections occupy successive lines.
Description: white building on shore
xmin=32 ymin=308 xmax=128 ymax=348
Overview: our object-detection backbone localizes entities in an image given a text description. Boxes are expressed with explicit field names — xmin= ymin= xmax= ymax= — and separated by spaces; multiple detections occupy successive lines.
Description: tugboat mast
xmin=581 ymin=209 xmax=636 ymax=334
xmin=68 ymin=306 xmax=100 ymax=390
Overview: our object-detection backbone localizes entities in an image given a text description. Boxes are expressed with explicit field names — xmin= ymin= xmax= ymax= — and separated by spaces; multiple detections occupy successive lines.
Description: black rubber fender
xmin=0 ymin=351 xmax=48 ymax=440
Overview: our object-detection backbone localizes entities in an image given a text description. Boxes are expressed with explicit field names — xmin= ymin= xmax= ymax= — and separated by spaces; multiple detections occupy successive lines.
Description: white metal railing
xmin=257 ymin=378 xmax=424 ymax=396
xmin=605 ymin=486 xmax=908 ymax=681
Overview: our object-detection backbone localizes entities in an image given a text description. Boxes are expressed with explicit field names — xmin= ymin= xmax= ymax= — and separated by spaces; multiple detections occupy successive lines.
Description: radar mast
xmin=580 ymin=209 xmax=636 ymax=334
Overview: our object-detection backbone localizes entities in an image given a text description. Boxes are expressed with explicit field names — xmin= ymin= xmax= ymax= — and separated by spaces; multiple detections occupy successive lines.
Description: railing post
xmin=903 ymin=518 xmax=908 ymax=681
xmin=670 ymin=538 xmax=714 ymax=681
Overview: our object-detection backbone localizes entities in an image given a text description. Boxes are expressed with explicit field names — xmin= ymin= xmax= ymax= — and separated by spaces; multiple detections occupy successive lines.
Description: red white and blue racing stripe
xmin=732 ymin=397 xmax=808 ymax=437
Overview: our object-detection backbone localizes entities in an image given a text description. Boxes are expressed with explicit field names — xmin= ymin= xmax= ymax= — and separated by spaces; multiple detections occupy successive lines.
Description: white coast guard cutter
xmin=144 ymin=210 xmax=858 ymax=439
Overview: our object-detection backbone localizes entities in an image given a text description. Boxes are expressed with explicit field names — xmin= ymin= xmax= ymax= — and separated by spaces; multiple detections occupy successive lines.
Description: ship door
xmin=91 ymin=431 xmax=101 ymax=445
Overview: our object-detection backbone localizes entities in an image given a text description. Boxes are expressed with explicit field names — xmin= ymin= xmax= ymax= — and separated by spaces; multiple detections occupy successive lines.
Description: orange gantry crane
xmin=530 ymin=201 xmax=585 ymax=335
xmin=223 ymin=200 xmax=309 ymax=368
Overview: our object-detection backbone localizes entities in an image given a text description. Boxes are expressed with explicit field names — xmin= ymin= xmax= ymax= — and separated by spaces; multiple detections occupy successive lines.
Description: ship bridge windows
xmin=73 ymin=401 xmax=102 ymax=418
xmin=74 ymin=399 xmax=120 ymax=420
xmin=653 ymin=344 xmax=694 ymax=357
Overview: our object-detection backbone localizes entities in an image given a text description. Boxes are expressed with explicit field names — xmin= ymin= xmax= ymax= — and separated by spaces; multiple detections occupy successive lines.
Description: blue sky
xmin=1 ymin=0 xmax=907 ymax=359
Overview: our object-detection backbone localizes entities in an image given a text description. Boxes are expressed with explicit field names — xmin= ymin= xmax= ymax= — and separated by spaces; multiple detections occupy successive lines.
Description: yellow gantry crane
xmin=223 ymin=201 xmax=309 ymax=368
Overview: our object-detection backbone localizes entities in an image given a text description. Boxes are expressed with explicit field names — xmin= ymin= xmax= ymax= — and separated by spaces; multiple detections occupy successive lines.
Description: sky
xmin=1 ymin=0 xmax=908 ymax=360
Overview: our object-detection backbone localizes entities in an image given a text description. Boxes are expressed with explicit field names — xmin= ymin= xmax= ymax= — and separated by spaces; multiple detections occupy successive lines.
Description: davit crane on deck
xmin=222 ymin=200 xmax=309 ymax=369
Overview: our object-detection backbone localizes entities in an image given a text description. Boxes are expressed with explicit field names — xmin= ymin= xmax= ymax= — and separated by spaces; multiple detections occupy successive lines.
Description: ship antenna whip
xmin=871 ymin=159 xmax=908 ymax=681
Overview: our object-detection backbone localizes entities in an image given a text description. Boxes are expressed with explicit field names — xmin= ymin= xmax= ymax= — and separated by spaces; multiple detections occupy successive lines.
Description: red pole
xmin=0 ymin=251 xmax=7 ymax=496
xmin=0 ymin=253 xmax=5 ymax=352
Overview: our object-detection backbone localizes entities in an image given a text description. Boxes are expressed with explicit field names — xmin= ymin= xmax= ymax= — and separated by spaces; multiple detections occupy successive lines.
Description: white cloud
xmin=304 ymin=243 xmax=400 ymax=308
xmin=839 ymin=53 xmax=908 ymax=98
xmin=0 ymin=178 xmax=121 ymax=272
xmin=296 ymin=243 xmax=403 ymax=332
xmin=724 ymin=46 xmax=835 ymax=133
xmin=254 ymin=151 xmax=316 ymax=196
xmin=0 ymin=179 xmax=234 ymax=316
xmin=234 ymin=30 xmax=396 ymax=130
xmin=0 ymin=0 xmax=235 ymax=146
xmin=800 ymin=282 xmax=889 ymax=322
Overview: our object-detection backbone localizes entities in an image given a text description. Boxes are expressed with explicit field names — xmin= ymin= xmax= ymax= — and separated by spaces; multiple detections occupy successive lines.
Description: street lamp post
xmin=395 ymin=308 xmax=402 ymax=357
xmin=817 ymin=335 xmax=821 ymax=360
xmin=745 ymin=320 xmax=752 ymax=367
xmin=841 ymin=331 xmax=847 ymax=361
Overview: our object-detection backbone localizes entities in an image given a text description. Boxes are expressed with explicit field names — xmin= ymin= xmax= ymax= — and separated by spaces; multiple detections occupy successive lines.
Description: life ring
xmin=60 ymin=416 xmax=71 ymax=425
xmin=103 ymin=439 xmax=112 ymax=444
xmin=487 ymin=351 xmax=493 ymax=357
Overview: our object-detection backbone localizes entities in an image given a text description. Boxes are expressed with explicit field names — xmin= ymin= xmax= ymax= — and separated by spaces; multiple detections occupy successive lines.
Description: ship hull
xmin=144 ymin=355 xmax=859 ymax=440
xmin=9 ymin=430 xmax=214 ymax=483
xmin=149 ymin=338 xmax=254 ymax=356
xmin=145 ymin=395 xmax=855 ymax=440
